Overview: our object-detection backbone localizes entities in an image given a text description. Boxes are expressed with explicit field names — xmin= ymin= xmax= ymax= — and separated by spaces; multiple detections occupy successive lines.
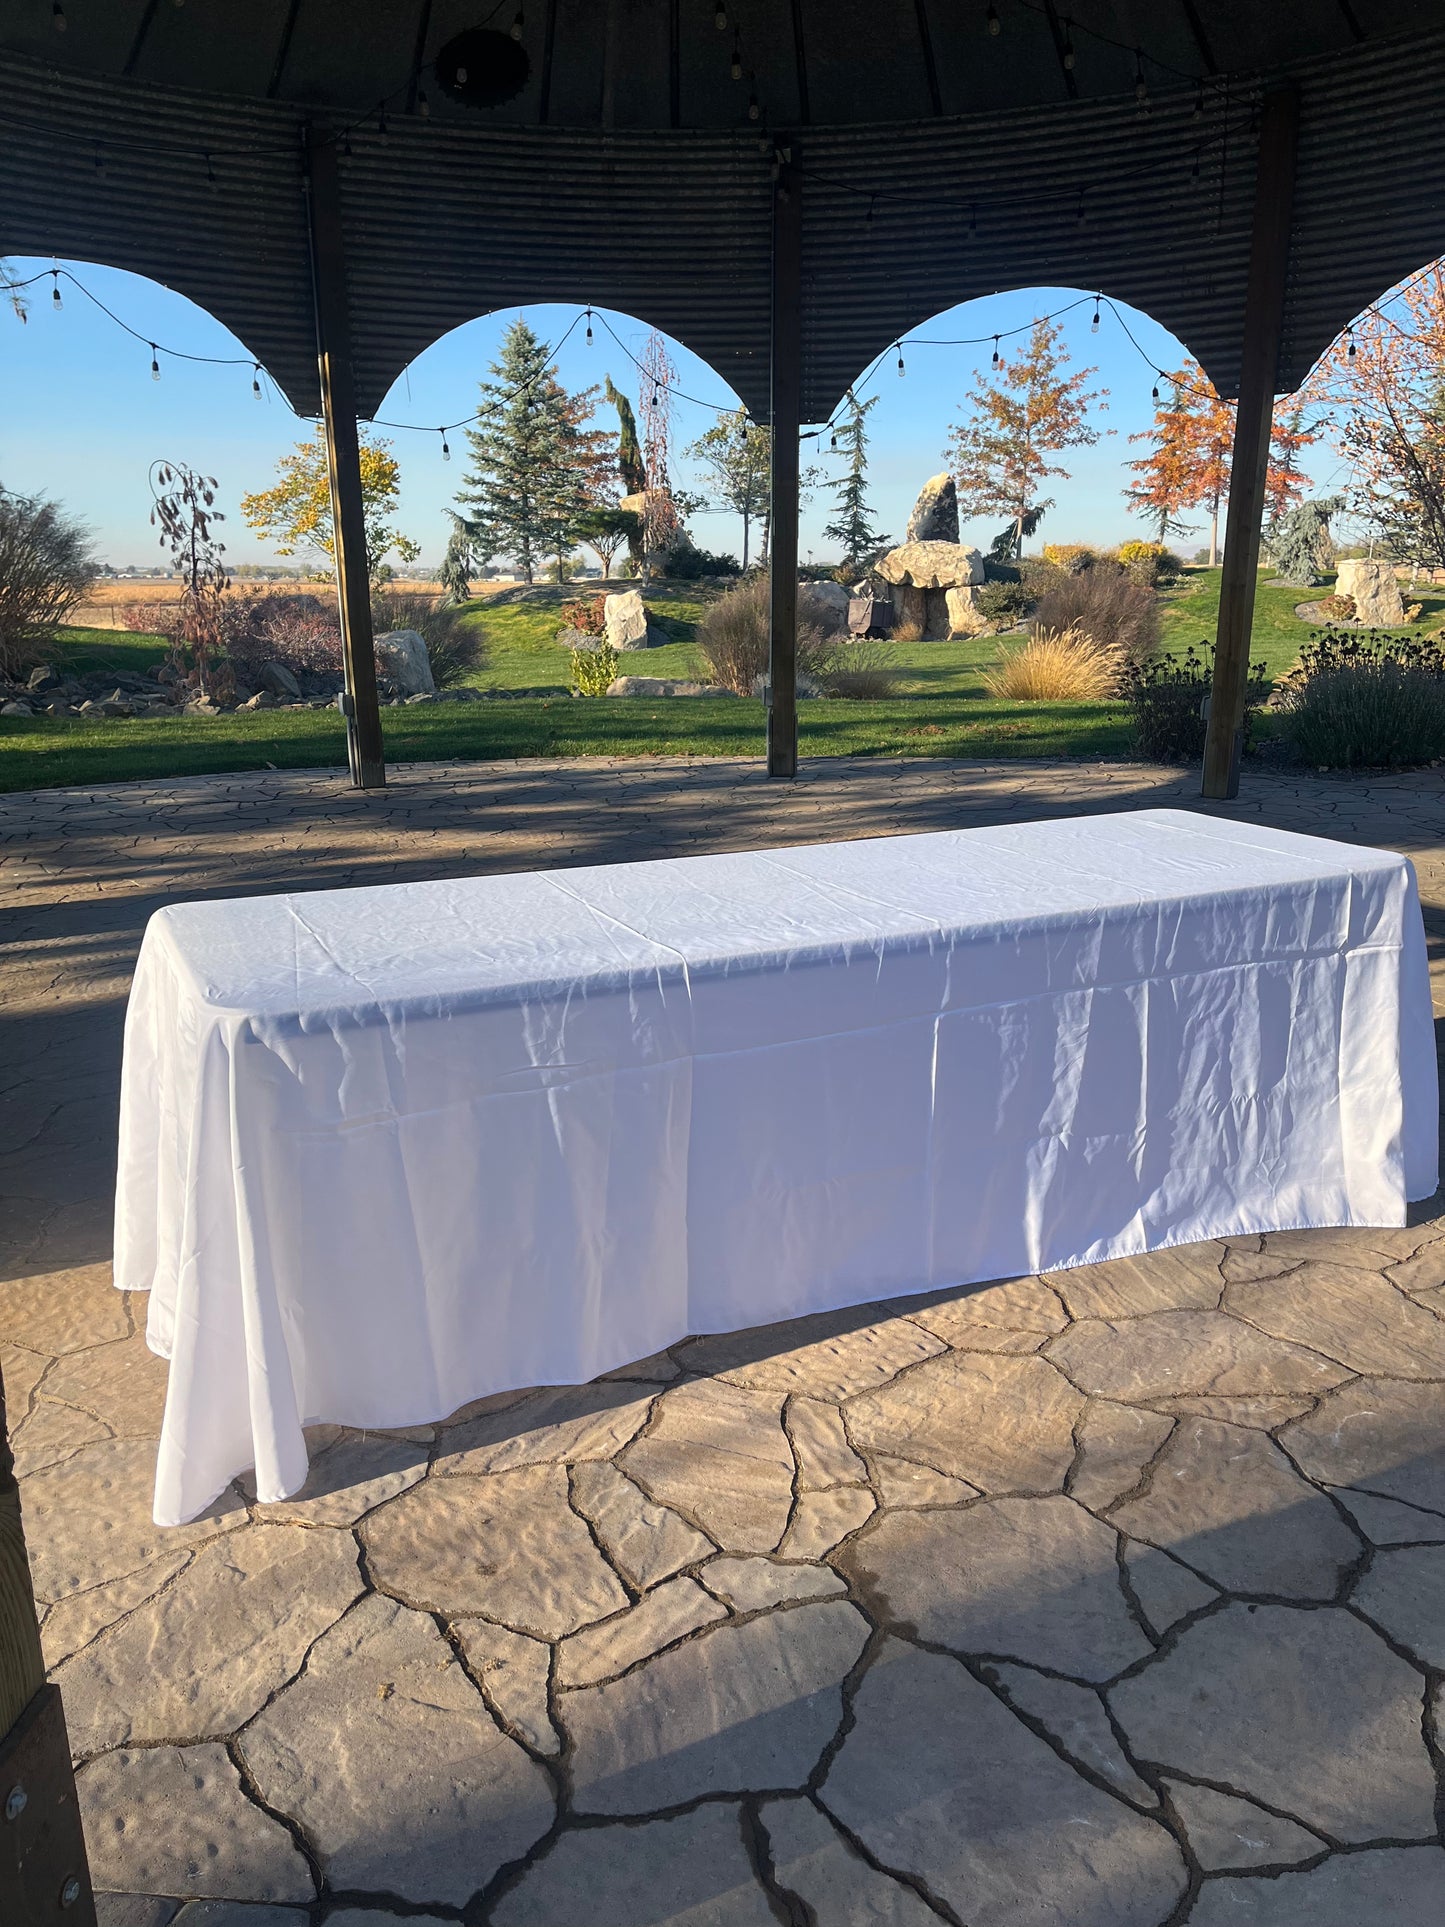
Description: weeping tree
xmin=438 ymin=510 xmax=483 ymax=603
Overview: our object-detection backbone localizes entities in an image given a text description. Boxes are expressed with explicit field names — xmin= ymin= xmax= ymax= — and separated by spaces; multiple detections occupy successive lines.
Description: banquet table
xmin=115 ymin=808 xmax=1438 ymax=1527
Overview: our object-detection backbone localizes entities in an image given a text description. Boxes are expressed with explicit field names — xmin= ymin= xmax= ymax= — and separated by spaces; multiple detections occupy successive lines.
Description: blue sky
xmin=1 ymin=256 xmax=1349 ymax=572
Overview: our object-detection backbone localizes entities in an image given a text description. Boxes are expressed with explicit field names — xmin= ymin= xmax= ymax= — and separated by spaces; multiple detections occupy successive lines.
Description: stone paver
xmin=847 ymin=1349 xmax=1085 ymax=1491
xmin=6 ymin=756 xmax=1445 ymax=1920
xmin=1109 ymin=1603 xmax=1438 ymax=1841
xmin=77 ymin=1745 xmax=314 ymax=1903
xmin=761 ymin=1797 xmax=942 ymax=1924
xmin=55 ymin=1525 xmax=362 ymax=1754
xmin=492 ymin=1806 xmax=776 ymax=1926
xmin=1186 ymin=1847 xmax=1445 ymax=1925
xmin=363 ymin=1463 xmax=628 ymax=1635
xmin=621 ymin=1376 xmax=795 ymax=1552
xmin=1109 ymin=1417 xmax=1362 ymax=1599
xmin=822 ymin=1639 xmax=1188 ymax=1927
xmin=842 ymin=1495 xmax=1152 ymax=1679
xmin=1161 ymin=1779 xmax=1323 ymax=1871
xmin=565 ymin=1599 xmax=870 ymax=1814
xmin=239 ymin=1594 xmax=555 ymax=1905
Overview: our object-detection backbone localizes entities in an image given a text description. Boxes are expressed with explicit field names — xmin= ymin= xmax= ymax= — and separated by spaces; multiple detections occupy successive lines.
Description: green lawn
xmin=5 ymin=569 xmax=1437 ymax=794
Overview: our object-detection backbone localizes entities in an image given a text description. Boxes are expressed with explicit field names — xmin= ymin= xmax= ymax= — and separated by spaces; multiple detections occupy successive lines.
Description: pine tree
xmin=946 ymin=317 xmax=1106 ymax=557
xmin=822 ymin=393 xmax=888 ymax=573
xmin=458 ymin=318 xmax=607 ymax=584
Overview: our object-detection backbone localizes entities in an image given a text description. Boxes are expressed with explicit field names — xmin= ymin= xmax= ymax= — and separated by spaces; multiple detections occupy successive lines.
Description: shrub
xmin=0 ymin=484 xmax=98 ymax=677
xmin=1274 ymin=628 xmax=1445 ymax=768
xmin=371 ymin=589 xmax=487 ymax=686
xmin=976 ymin=581 xmax=1029 ymax=625
xmin=1016 ymin=557 xmax=1070 ymax=603
xmin=1032 ymin=566 xmax=1160 ymax=666
xmin=570 ymin=637 xmax=619 ymax=696
xmin=697 ymin=574 xmax=829 ymax=695
xmin=661 ymin=545 xmax=741 ymax=580
xmin=1122 ymin=644 xmax=1269 ymax=763
xmin=559 ymin=594 xmax=607 ymax=638
xmin=983 ymin=626 xmax=1124 ymax=701
xmin=1116 ymin=541 xmax=1184 ymax=587
xmin=889 ymin=617 xmax=923 ymax=644
xmin=814 ymin=639 xmax=900 ymax=700
xmin=1317 ymin=593 xmax=1357 ymax=622
xmin=223 ymin=593 xmax=343 ymax=682
xmin=1042 ymin=543 xmax=1096 ymax=574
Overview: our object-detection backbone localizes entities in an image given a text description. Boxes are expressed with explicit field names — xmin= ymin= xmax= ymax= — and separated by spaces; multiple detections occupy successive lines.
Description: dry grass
xmin=815 ymin=640 xmax=900 ymax=700
xmin=73 ymin=578 xmax=491 ymax=628
xmin=890 ymin=618 xmax=923 ymax=644
xmin=983 ymin=625 xmax=1125 ymax=701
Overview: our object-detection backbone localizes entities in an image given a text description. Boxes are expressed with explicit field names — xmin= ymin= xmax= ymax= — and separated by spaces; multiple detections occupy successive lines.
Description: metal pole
xmin=0 ymin=1362 xmax=97 ymax=1927
xmin=1201 ymin=88 xmax=1299 ymax=800
xmin=767 ymin=146 xmax=802 ymax=781
xmin=304 ymin=126 xmax=386 ymax=790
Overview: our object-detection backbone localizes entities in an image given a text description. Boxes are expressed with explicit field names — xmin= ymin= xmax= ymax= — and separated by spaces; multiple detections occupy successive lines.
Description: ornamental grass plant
xmin=696 ymin=574 xmax=829 ymax=695
xmin=983 ymin=624 xmax=1125 ymax=701
xmin=1274 ymin=628 xmax=1445 ymax=768
xmin=1031 ymin=563 xmax=1161 ymax=666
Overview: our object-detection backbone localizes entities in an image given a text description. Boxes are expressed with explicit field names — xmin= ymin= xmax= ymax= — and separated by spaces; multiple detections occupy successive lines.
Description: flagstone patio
xmin=3 ymin=754 xmax=1444 ymax=1926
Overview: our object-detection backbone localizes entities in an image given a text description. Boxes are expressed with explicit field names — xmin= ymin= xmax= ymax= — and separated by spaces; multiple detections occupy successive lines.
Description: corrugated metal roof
xmin=2 ymin=18 xmax=1444 ymax=423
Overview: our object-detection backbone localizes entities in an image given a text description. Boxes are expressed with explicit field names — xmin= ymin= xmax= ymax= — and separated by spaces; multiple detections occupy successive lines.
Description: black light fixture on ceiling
xmin=435 ymin=27 xmax=531 ymax=108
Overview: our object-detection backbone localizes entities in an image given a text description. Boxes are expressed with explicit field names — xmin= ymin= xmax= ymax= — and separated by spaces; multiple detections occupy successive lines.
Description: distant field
xmin=72 ymin=577 xmax=516 ymax=626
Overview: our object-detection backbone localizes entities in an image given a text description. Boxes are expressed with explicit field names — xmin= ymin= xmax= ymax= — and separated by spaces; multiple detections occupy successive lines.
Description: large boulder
xmin=800 ymin=581 xmax=851 ymax=634
xmin=260 ymin=660 xmax=302 ymax=700
xmin=604 ymin=590 xmax=654 ymax=651
xmin=1334 ymin=559 xmax=1405 ymax=628
xmin=374 ymin=629 xmax=436 ymax=697
xmin=875 ymin=542 xmax=985 ymax=590
xmin=906 ymin=473 xmax=960 ymax=545
xmin=945 ymin=586 xmax=990 ymax=637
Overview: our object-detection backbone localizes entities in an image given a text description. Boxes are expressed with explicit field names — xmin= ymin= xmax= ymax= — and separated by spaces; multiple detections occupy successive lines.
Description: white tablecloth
xmin=115 ymin=809 xmax=1438 ymax=1525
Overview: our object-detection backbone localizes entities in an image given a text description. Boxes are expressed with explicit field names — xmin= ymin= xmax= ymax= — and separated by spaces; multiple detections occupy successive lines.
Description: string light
xmin=896 ymin=343 xmax=905 ymax=376
xmin=1090 ymin=298 xmax=1101 ymax=332
xmin=747 ymin=88 xmax=760 ymax=122
xmin=205 ymin=152 xmax=216 ymax=187
xmin=51 ymin=0 xmax=65 ymax=32
xmin=991 ymin=335 xmax=1000 ymax=365
xmin=986 ymin=4 xmax=1001 ymax=35
xmin=1193 ymin=81 xmax=1205 ymax=121
xmin=417 ymin=89 xmax=430 ymax=118
xmin=1075 ymin=188 xmax=1086 ymax=228
xmin=969 ymin=203 xmax=978 ymax=238
xmin=93 ymin=146 xmax=106 ymax=181
xmin=830 ymin=430 xmax=838 ymax=451
xmin=252 ymin=363 xmax=262 ymax=399
xmin=1151 ymin=379 xmax=1160 ymax=401
xmin=730 ymin=36 xmax=743 ymax=81
xmin=510 ymin=7 xmax=524 ymax=40
xmin=1347 ymin=322 xmax=1356 ymax=358
xmin=377 ymin=111 xmax=389 ymax=141
xmin=714 ymin=3 xmax=728 ymax=28
xmin=1061 ymin=18 xmax=1074 ymax=69
xmin=439 ymin=429 xmax=451 ymax=461
xmin=50 ymin=271 xmax=62 ymax=311
xmin=150 ymin=344 xmax=161 ymax=380
xmin=585 ymin=308 xmax=594 ymax=344
xmin=1134 ymin=49 xmax=1150 ymax=116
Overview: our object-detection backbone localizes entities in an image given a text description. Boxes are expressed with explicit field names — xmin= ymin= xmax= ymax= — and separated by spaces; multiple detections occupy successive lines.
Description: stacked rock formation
xmin=854 ymin=475 xmax=986 ymax=639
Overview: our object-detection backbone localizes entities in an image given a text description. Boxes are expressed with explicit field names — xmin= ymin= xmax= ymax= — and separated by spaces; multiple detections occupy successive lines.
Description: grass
xmin=7 ymin=568 xmax=1443 ymax=795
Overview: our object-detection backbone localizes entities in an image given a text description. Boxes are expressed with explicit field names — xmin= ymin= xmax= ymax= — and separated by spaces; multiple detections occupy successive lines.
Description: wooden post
xmin=767 ymin=147 xmax=802 ymax=781
xmin=1 ymin=1364 xmax=96 ymax=1927
xmin=1201 ymin=88 xmax=1300 ymax=799
xmin=304 ymin=126 xmax=386 ymax=790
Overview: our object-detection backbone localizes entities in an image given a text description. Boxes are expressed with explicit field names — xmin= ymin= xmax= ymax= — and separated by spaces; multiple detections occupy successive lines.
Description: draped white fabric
xmin=115 ymin=809 xmax=1439 ymax=1527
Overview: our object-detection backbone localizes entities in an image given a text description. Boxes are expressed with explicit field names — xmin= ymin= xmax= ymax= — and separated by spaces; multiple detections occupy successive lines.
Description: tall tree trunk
xmin=1209 ymin=498 xmax=1220 ymax=568
xmin=742 ymin=509 xmax=750 ymax=571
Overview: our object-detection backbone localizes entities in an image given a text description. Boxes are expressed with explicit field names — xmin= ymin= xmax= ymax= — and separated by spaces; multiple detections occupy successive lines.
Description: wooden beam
xmin=1 ymin=1362 xmax=97 ymax=1927
xmin=304 ymin=127 xmax=387 ymax=791
xmin=768 ymin=149 xmax=802 ymax=782
xmin=1201 ymin=88 xmax=1299 ymax=800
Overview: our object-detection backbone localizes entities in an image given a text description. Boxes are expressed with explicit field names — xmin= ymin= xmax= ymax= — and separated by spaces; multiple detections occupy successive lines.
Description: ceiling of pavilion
xmin=3 ymin=0 xmax=1438 ymax=129
xmin=4 ymin=2 xmax=1445 ymax=428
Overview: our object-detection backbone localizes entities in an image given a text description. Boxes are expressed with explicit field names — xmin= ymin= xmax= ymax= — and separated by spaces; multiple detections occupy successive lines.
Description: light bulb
xmin=731 ymin=43 xmax=743 ymax=80
xmin=992 ymin=337 xmax=1000 ymax=366
xmin=52 ymin=0 xmax=66 ymax=32
xmin=1062 ymin=20 xmax=1074 ymax=68
xmin=715 ymin=3 xmax=728 ymax=28
xmin=510 ymin=8 xmax=524 ymax=39
xmin=457 ymin=65 xmax=468 ymax=83
xmin=418 ymin=90 xmax=430 ymax=117
xmin=748 ymin=90 xmax=760 ymax=121
xmin=1346 ymin=325 xmax=1356 ymax=359
xmin=253 ymin=365 xmax=262 ymax=398
xmin=377 ymin=112 xmax=389 ymax=140
xmin=585 ymin=310 xmax=594 ymax=344
xmin=51 ymin=274 xmax=62 ymax=311
xmin=441 ymin=433 xmax=451 ymax=462
xmin=151 ymin=346 xmax=161 ymax=380
xmin=986 ymin=5 xmax=1000 ymax=36
xmin=1151 ymin=382 xmax=1160 ymax=401
xmin=896 ymin=347 xmax=905 ymax=376
xmin=1091 ymin=302 xmax=1100 ymax=333
xmin=830 ymin=431 xmax=837 ymax=451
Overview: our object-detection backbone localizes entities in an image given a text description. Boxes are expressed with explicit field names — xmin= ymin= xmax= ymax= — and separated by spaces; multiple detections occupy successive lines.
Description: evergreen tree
xmin=458 ymin=319 xmax=606 ymax=584
xmin=822 ymin=393 xmax=888 ymax=572
xmin=604 ymin=376 xmax=647 ymax=495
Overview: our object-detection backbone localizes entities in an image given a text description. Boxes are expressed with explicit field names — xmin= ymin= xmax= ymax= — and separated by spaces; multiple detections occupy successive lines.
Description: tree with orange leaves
xmin=1123 ymin=362 xmax=1234 ymax=564
xmin=1306 ymin=261 xmax=1445 ymax=565
xmin=946 ymin=316 xmax=1106 ymax=558
xmin=1265 ymin=399 xmax=1322 ymax=525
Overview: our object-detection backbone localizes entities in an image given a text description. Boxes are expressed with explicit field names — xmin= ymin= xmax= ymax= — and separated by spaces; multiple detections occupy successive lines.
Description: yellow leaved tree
xmin=240 ymin=427 xmax=421 ymax=582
